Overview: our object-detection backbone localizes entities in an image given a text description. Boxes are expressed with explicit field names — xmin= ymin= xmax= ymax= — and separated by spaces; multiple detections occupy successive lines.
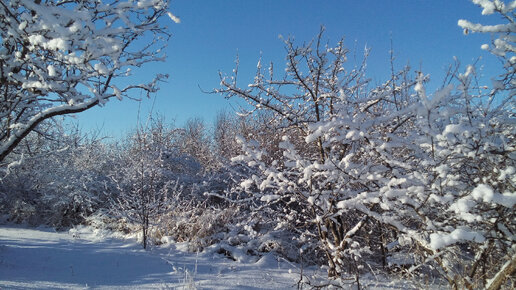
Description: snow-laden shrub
xmin=0 ymin=125 xmax=113 ymax=228
xmin=409 ymin=64 xmax=516 ymax=289
xmin=7 ymin=199 xmax=37 ymax=224
xmin=157 ymin=204 xmax=240 ymax=252
xmin=215 ymin=2 xmax=515 ymax=286
xmin=217 ymin=27 xmax=425 ymax=278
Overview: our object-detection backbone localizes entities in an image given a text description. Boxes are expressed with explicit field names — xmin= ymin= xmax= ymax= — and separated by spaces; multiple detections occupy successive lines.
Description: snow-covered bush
xmin=214 ymin=111 xmax=243 ymax=162
xmin=399 ymin=64 xmax=515 ymax=289
xmin=217 ymin=28 xmax=426 ymax=278
xmin=216 ymin=3 xmax=515 ymax=286
xmin=0 ymin=123 xmax=113 ymax=228
xmin=401 ymin=2 xmax=516 ymax=287
xmin=173 ymin=118 xmax=218 ymax=172
xmin=157 ymin=204 xmax=241 ymax=251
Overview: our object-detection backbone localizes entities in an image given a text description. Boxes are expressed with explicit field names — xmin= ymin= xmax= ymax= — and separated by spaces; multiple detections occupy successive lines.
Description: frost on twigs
xmin=0 ymin=0 xmax=175 ymax=163
xmin=458 ymin=0 xmax=516 ymax=94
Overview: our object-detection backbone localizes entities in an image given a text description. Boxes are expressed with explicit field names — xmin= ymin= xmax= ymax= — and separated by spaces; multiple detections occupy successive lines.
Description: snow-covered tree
xmin=0 ymin=122 xmax=114 ymax=228
xmin=111 ymin=120 xmax=182 ymax=249
xmin=0 ymin=0 xmax=178 ymax=164
xmin=217 ymin=28 xmax=426 ymax=279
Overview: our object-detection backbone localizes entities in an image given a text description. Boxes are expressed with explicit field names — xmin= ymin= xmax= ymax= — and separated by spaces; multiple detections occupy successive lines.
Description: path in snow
xmin=0 ymin=225 xmax=299 ymax=289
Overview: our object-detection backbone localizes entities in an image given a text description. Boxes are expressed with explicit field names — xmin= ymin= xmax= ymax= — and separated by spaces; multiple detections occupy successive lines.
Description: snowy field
xmin=0 ymin=225 xmax=300 ymax=289
xmin=0 ymin=225 xmax=442 ymax=289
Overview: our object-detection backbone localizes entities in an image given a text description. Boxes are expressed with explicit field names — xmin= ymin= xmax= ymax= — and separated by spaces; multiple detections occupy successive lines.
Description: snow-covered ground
xmin=0 ymin=225 xmax=443 ymax=289
xmin=0 ymin=225 xmax=300 ymax=289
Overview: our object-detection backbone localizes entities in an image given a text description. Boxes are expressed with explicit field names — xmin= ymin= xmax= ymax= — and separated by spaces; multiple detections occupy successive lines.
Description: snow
xmin=473 ymin=0 xmax=497 ymax=14
xmin=471 ymin=184 xmax=495 ymax=203
xmin=471 ymin=184 xmax=516 ymax=208
xmin=167 ymin=12 xmax=181 ymax=24
xmin=429 ymin=229 xmax=485 ymax=250
xmin=94 ymin=63 xmax=109 ymax=75
xmin=47 ymin=38 xmax=69 ymax=51
xmin=1 ymin=1 xmax=513 ymax=288
xmin=260 ymin=194 xmax=281 ymax=202
xmin=0 ymin=225 xmax=442 ymax=289
xmin=47 ymin=65 xmax=57 ymax=77
xmin=18 ymin=21 xmax=28 ymax=30
xmin=0 ymin=225 xmax=298 ymax=289
xmin=498 ymin=166 xmax=515 ymax=181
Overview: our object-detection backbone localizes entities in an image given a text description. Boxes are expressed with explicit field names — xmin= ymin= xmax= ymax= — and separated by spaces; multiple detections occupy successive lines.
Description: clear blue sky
xmin=76 ymin=0 xmax=502 ymax=138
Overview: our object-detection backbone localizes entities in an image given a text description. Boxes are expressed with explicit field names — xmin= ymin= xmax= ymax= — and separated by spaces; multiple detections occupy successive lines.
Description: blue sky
xmin=76 ymin=0 xmax=502 ymax=138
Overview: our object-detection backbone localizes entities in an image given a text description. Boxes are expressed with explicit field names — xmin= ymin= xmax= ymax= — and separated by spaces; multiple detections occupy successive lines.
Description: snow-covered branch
xmin=0 ymin=0 xmax=176 ymax=163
